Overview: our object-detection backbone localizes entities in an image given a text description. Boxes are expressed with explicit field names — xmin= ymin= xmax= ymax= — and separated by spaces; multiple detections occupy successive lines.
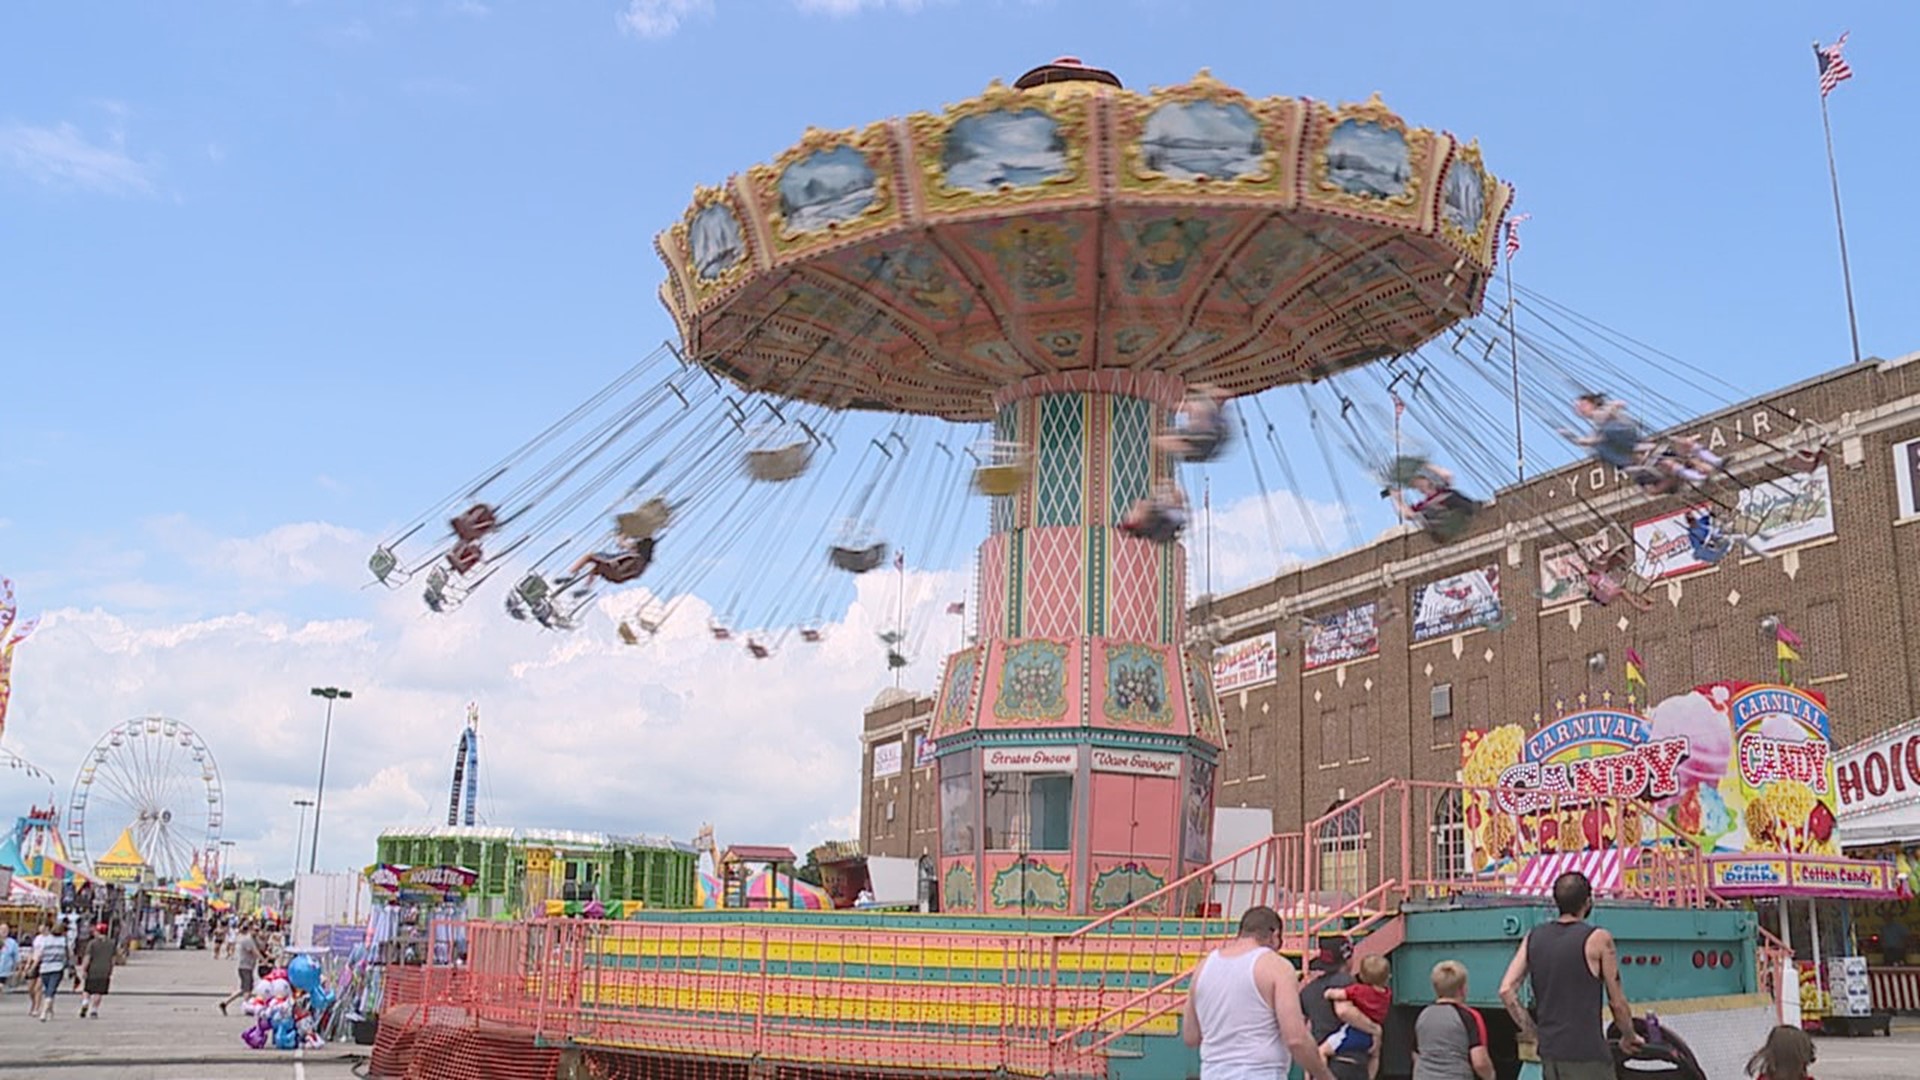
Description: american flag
xmin=894 ymin=550 xmax=905 ymax=571
xmin=1815 ymin=33 xmax=1853 ymax=98
xmin=946 ymin=601 xmax=965 ymax=616
xmin=1503 ymin=213 xmax=1530 ymax=261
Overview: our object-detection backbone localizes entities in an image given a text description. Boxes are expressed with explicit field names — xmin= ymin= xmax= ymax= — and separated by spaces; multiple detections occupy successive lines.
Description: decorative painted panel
xmin=1088 ymin=858 xmax=1171 ymax=913
xmin=933 ymin=647 xmax=984 ymax=737
xmin=988 ymin=637 xmax=1079 ymax=727
xmin=1096 ymin=641 xmax=1178 ymax=731
xmin=984 ymin=853 xmax=1071 ymax=913
xmin=1184 ymin=646 xmax=1225 ymax=749
xmin=941 ymin=859 xmax=978 ymax=913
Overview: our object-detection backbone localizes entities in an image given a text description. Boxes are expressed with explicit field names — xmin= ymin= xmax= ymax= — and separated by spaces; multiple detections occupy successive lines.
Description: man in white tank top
xmin=1182 ymin=906 xmax=1335 ymax=1080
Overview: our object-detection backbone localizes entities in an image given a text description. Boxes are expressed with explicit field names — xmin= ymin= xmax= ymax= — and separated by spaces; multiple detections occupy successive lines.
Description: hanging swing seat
xmin=830 ymin=542 xmax=890 ymax=574
xmin=746 ymin=639 xmax=771 ymax=659
xmin=973 ymin=462 xmax=1032 ymax=497
xmin=505 ymin=593 xmax=530 ymax=621
xmin=516 ymin=574 xmax=553 ymax=607
xmin=368 ymin=546 xmax=403 ymax=586
xmin=618 ymin=621 xmax=640 ymax=646
xmin=1586 ymin=525 xmax=1634 ymax=573
xmin=450 ymin=503 xmax=499 ymax=543
xmin=447 ymin=540 xmax=484 ymax=576
xmin=1419 ymin=492 xmax=1479 ymax=543
xmin=423 ymin=567 xmax=458 ymax=613
xmin=590 ymin=542 xmax=653 ymax=585
xmin=1161 ymin=390 xmax=1230 ymax=462
xmin=617 ymin=498 xmax=672 ymax=541
xmin=710 ymin=622 xmax=733 ymax=641
xmin=799 ymin=626 xmax=824 ymax=643
xmin=878 ymin=629 xmax=905 ymax=646
xmin=886 ymin=649 xmax=910 ymax=670
xmin=745 ymin=442 xmax=812 ymax=483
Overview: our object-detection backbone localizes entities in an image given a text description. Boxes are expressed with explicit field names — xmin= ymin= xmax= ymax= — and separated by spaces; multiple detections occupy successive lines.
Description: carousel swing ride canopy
xmin=659 ymin=62 xmax=1511 ymax=421
xmin=375 ymin=59 xmax=1515 ymax=660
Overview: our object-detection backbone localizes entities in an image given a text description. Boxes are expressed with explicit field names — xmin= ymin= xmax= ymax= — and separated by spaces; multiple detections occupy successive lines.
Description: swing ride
xmin=372 ymin=57 xmax=1831 ymax=666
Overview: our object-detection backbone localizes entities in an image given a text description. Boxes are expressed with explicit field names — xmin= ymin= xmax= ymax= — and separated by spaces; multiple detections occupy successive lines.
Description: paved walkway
xmin=0 ymin=942 xmax=363 ymax=1077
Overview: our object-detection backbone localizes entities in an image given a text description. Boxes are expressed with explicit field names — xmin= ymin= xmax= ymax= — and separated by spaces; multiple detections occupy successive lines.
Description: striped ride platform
xmin=374 ymin=910 xmax=1325 ymax=1079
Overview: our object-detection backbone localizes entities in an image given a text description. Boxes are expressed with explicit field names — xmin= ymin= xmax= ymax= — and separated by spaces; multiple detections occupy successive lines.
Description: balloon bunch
xmin=238 ymin=955 xmax=335 ymax=1051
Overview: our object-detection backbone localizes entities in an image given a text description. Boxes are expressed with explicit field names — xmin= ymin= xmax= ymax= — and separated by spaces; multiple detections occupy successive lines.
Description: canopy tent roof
xmin=1838 ymin=801 xmax=1920 ymax=848
xmin=95 ymin=827 xmax=147 ymax=867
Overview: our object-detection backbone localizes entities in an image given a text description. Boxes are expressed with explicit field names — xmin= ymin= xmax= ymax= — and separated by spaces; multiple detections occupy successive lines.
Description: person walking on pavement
xmin=78 ymin=922 xmax=115 ymax=1018
xmin=1181 ymin=906 xmax=1334 ymax=1080
xmin=0 ymin=923 xmax=17 ymax=993
xmin=218 ymin=924 xmax=261 ymax=1014
xmin=1498 ymin=871 xmax=1643 ymax=1080
xmin=29 ymin=920 xmax=70 ymax=1021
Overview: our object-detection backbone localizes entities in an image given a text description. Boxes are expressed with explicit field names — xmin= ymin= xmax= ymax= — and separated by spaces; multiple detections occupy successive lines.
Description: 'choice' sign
xmin=1836 ymin=721 xmax=1920 ymax=820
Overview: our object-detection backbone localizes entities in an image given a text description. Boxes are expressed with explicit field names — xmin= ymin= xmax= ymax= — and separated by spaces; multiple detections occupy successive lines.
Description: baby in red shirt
xmin=1323 ymin=954 xmax=1393 ymax=1068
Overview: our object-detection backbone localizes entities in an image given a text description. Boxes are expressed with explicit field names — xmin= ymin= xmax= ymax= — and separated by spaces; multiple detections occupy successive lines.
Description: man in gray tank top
xmin=1497 ymin=871 xmax=1643 ymax=1080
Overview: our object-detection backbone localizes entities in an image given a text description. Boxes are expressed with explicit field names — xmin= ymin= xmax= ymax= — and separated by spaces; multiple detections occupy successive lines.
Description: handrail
xmin=1297 ymin=878 xmax=1399 ymax=947
xmin=1054 ymin=831 xmax=1289 ymax=944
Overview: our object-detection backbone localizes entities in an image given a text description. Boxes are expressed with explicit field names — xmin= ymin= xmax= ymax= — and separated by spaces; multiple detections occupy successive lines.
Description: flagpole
xmin=1817 ymin=52 xmax=1863 ymax=365
xmin=1504 ymin=240 xmax=1525 ymax=485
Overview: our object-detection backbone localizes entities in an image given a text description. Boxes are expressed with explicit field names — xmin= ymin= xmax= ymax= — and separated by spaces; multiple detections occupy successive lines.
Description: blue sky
xmin=0 ymin=1 xmax=1915 ymax=875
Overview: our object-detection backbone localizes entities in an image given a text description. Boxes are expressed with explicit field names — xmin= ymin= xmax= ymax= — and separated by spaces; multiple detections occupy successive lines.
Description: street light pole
xmin=292 ymin=799 xmax=314 ymax=882
xmin=308 ymin=687 xmax=352 ymax=874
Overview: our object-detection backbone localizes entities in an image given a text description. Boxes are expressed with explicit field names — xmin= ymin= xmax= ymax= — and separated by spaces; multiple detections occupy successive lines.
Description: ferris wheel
xmin=67 ymin=716 xmax=224 ymax=883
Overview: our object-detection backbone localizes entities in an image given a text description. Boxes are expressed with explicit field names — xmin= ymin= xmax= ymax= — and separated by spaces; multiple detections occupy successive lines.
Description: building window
xmin=983 ymin=772 xmax=1074 ymax=852
xmin=1805 ymin=600 xmax=1845 ymax=679
xmin=1316 ymin=800 xmax=1366 ymax=897
xmin=1319 ymin=707 xmax=1342 ymax=765
xmin=1348 ymin=701 xmax=1371 ymax=762
xmin=939 ymin=761 xmax=976 ymax=856
xmin=1433 ymin=793 xmax=1467 ymax=881
xmin=1466 ymin=676 xmax=1490 ymax=733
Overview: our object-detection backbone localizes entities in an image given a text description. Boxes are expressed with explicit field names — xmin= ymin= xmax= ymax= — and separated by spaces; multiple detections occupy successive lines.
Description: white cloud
xmin=1187 ymin=488 xmax=1354 ymax=598
xmin=0 ymin=119 xmax=155 ymax=196
xmin=617 ymin=0 xmax=713 ymax=38
xmin=0 ymin=520 xmax=971 ymax=881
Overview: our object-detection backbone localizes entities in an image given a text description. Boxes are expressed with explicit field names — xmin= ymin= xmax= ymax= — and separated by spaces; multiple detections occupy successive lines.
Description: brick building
xmin=1203 ymin=353 xmax=1920 ymax=837
xmin=858 ymin=688 xmax=939 ymax=860
xmin=857 ymin=354 xmax=1920 ymax=863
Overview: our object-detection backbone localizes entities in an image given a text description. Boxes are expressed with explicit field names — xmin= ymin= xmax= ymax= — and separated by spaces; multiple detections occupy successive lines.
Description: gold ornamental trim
xmin=1112 ymin=70 xmax=1299 ymax=203
xmin=747 ymin=122 xmax=900 ymax=259
xmin=1305 ymin=93 xmax=1434 ymax=223
xmin=907 ymin=79 xmax=1097 ymax=217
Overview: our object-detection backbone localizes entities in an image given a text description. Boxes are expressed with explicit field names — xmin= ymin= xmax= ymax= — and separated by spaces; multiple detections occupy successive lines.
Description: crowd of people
xmin=0 ymin=906 xmax=287 ymax=1023
xmin=1181 ymin=870 xmax=1817 ymax=1080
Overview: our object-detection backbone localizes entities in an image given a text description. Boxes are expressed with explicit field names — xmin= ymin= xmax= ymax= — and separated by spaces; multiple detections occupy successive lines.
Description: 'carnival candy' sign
xmin=1460 ymin=682 xmax=1840 ymax=869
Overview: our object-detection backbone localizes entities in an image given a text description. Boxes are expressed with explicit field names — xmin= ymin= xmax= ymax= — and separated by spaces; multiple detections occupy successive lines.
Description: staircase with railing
xmin=1049 ymin=778 xmax=1726 ymax=1052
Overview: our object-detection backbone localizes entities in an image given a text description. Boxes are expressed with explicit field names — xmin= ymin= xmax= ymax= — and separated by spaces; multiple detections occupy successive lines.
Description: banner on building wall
xmin=1538 ymin=535 xmax=1614 ymax=608
xmin=1212 ymin=634 xmax=1278 ymax=694
xmin=872 ymin=740 xmax=903 ymax=778
xmin=1633 ymin=465 xmax=1836 ymax=581
xmin=1896 ymin=438 xmax=1920 ymax=519
xmin=1411 ymin=565 xmax=1502 ymax=642
xmin=1459 ymin=682 xmax=1838 ymax=869
xmin=914 ymin=734 xmax=937 ymax=769
xmin=1301 ymin=602 xmax=1381 ymax=670
xmin=1835 ymin=719 xmax=1920 ymax=821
